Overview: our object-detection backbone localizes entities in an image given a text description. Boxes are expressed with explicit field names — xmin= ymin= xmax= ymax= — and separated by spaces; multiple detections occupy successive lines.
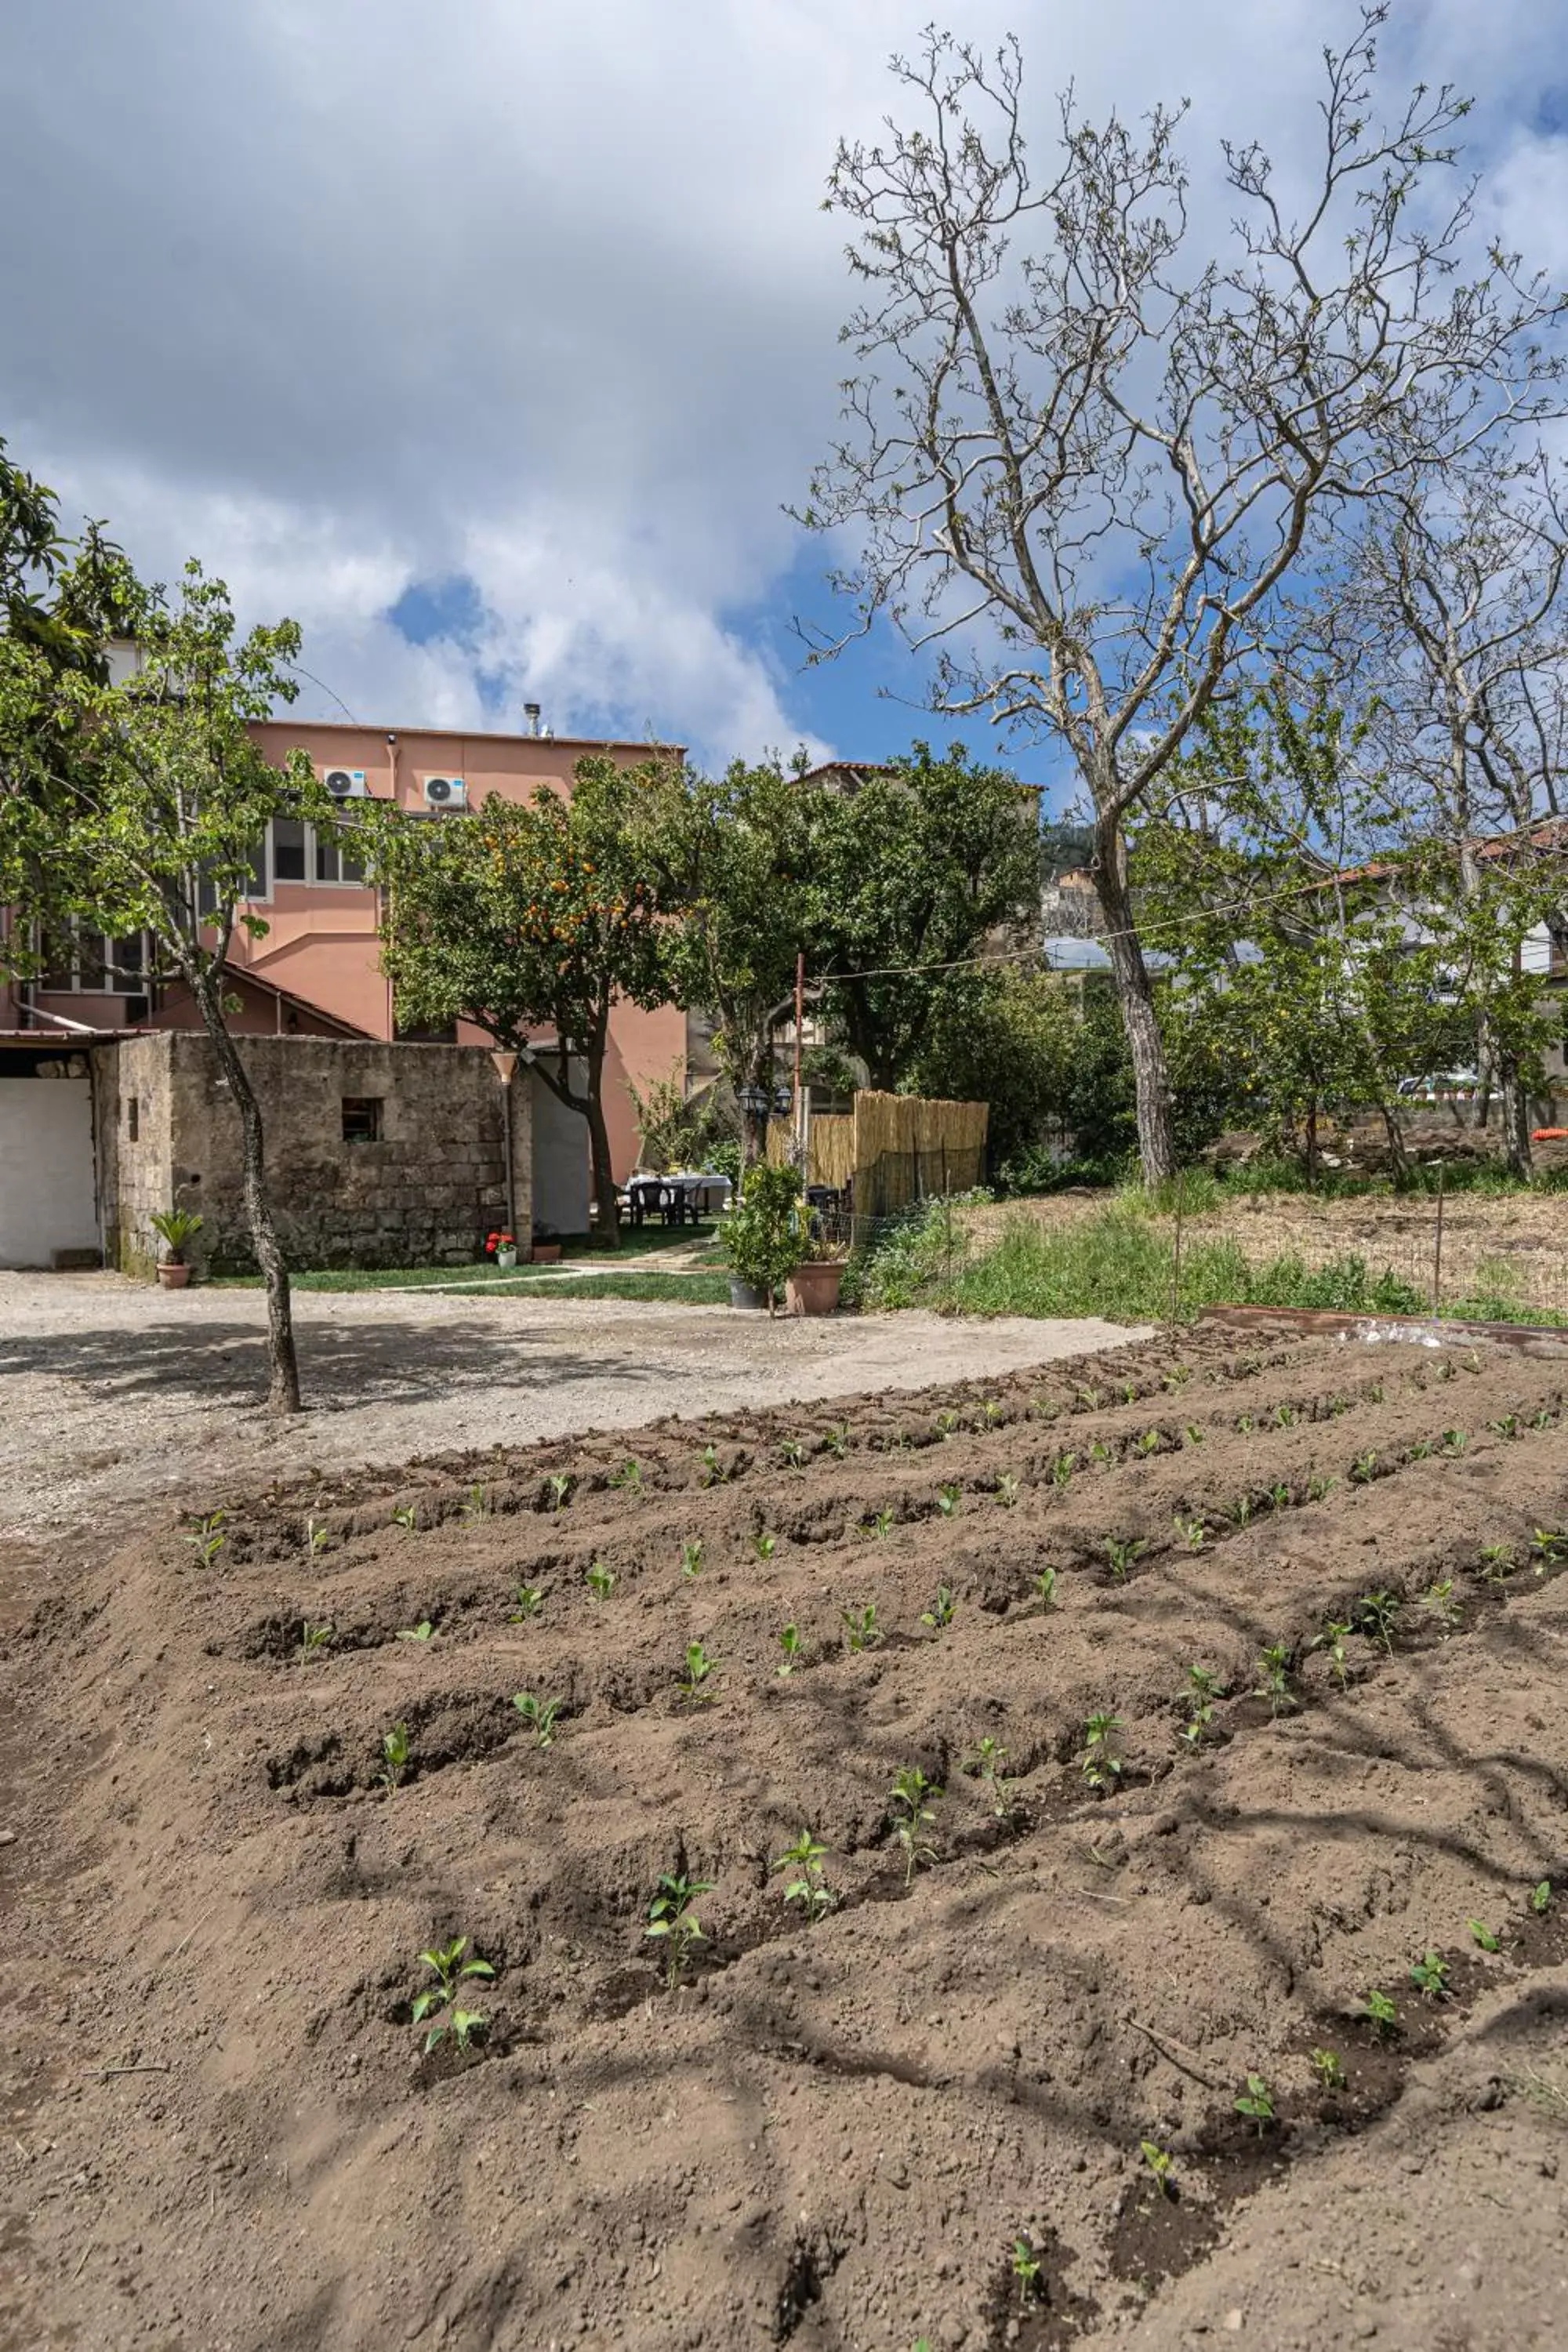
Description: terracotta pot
xmin=157 ymin=1261 xmax=191 ymax=1289
xmin=530 ymin=1243 xmax=562 ymax=1264
xmin=785 ymin=1260 xmax=844 ymax=1317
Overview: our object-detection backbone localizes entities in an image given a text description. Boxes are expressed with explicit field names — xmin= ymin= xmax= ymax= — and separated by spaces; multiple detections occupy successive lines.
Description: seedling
xmin=1140 ymin=2140 xmax=1177 ymax=2198
xmin=824 ymin=1422 xmax=850 ymax=1461
xmin=585 ymin=1560 xmax=615 ymax=1602
xmin=1088 ymin=1439 xmax=1112 ymax=1465
xmin=699 ymin=1443 xmax=729 ymax=1487
xmin=680 ymin=1640 xmax=720 ymax=1703
xmin=1078 ymin=1385 xmax=1104 ymax=1410
xmin=964 ymin=1735 xmax=1017 ymax=1818
xmin=1409 ymin=1437 xmax=1434 ymax=1461
xmin=1306 ymin=1473 xmax=1337 ymax=1501
xmin=392 ymin=1505 xmax=418 ymax=1534
xmin=379 ymin=1722 xmax=410 ymax=1790
xmin=608 ymin=1457 xmax=644 ymax=1494
xmin=1530 ymin=1527 xmax=1568 ymax=1573
xmin=1273 ymin=1403 xmax=1297 ymax=1428
xmin=936 ymin=1482 xmax=962 ymax=1517
xmin=1011 ymin=2237 xmax=1043 ymax=2307
xmin=546 ymin=1472 xmax=573 ymax=1513
xmin=1034 ymin=1566 xmax=1058 ymax=1611
xmin=1236 ymin=1413 xmax=1254 ymax=1436
xmin=1134 ymin=1428 xmax=1161 ymax=1458
xmin=396 ymin=1619 xmax=434 ymax=1643
xmin=889 ymin=1765 xmax=942 ymax=1886
xmin=920 ymin=1585 xmax=956 ymax=1632
xmin=934 ymin=1410 xmax=960 ymax=1439
xmin=1410 ymin=1949 xmax=1450 ymax=2002
xmin=1531 ymin=1880 xmax=1553 ymax=1915
xmin=1105 ymin=1535 xmax=1145 ymax=1581
xmin=1050 ymin=1451 xmax=1076 ymax=1490
xmin=1468 ymin=1918 xmax=1501 ymax=1953
xmin=298 ymin=1621 xmax=333 ymax=1661
xmin=1265 ymin=1479 xmax=1290 ymax=1511
xmin=512 ymin=1692 xmax=562 ymax=1748
xmin=1419 ymin=1579 xmax=1461 ymax=1633
xmin=1363 ymin=1987 xmax=1399 ymax=2038
xmin=1435 ymin=1360 xmax=1455 ymax=1383
xmin=307 ymin=1515 xmax=331 ymax=1558
xmin=1440 ymin=1428 xmax=1468 ymax=1457
xmin=1353 ymin=1590 xmax=1403 ymax=1655
xmin=779 ymin=1438 xmax=806 ymax=1469
xmin=862 ymin=1507 xmax=895 ymax=1541
xmin=776 ymin=1624 xmax=803 ymax=1676
xmin=1490 ymin=1416 xmax=1521 ymax=1440
xmin=1234 ymin=2073 xmax=1276 ymax=2131
xmin=1183 ymin=1424 xmax=1206 ymax=1446
xmin=982 ymin=1399 xmax=1007 ymax=1428
xmin=1477 ymin=1541 xmax=1515 ymax=1581
xmin=842 ymin=1602 xmax=883 ymax=1653
xmin=1349 ymin=1450 xmax=1379 ymax=1485
xmin=1254 ymin=1642 xmax=1296 ymax=1715
xmin=461 ymin=1482 xmax=491 ymax=1524
xmin=186 ymin=1511 xmax=226 ymax=1567
xmin=1186 ymin=1664 xmax=1225 ymax=1708
xmin=680 ymin=1537 xmax=704 ymax=1581
xmin=1120 ymin=1380 xmax=1139 ymax=1405
xmin=1174 ymin=1516 xmax=1207 ymax=1552
xmin=411 ymin=1936 xmax=494 ymax=2054
xmin=1162 ymin=1366 xmax=1191 ymax=1392
xmin=1081 ymin=1710 xmax=1123 ymax=1792
xmin=1317 ymin=1620 xmax=1353 ymax=1690
xmin=996 ymin=1473 xmax=1020 ymax=1508
xmin=751 ymin=1529 xmax=779 ymax=1561
xmin=1178 ymin=1703 xmax=1214 ymax=1748
xmin=510 ymin=1583 xmax=544 ymax=1621
xmin=772 ymin=1830 xmax=836 ymax=1922
xmin=1531 ymin=1407 xmax=1555 ymax=1430
xmin=1310 ymin=2048 xmax=1346 ymax=2091
xmin=644 ymin=1871 xmax=713 ymax=1988
xmin=1230 ymin=1492 xmax=1254 ymax=1528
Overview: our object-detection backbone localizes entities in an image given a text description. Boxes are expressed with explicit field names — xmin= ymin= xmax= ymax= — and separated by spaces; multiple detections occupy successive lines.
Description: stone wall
xmin=95 ymin=1033 xmax=532 ymax=1273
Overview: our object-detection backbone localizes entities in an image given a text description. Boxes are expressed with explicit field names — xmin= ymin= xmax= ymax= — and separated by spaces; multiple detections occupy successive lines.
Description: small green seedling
xmin=379 ymin=1722 xmax=410 ymax=1790
xmin=1490 ymin=1415 xmax=1521 ymax=1439
xmin=1183 ymin=1423 xmax=1206 ymax=1446
xmin=546 ymin=1472 xmax=572 ymax=1512
xmin=1105 ymin=1535 xmax=1145 ymax=1581
xmin=1265 ymin=1479 xmax=1290 ymax=1511
xmin=1174 ymin=1516 xmax=1207 ymax=1552
xmin=1440 ymin=1428 xmax=1468 ymax=1457
xmin=412 ymin=1936 xmax=494 ymax=2054
xmin=936 ymin=1482 xmax=963 ymax=1518
xmin=1409 ymin=1437 xmax=1434 ymax=1461
xmin=779 ymin=1438 xmax=806 ymax=1469
xmin=1317 ymin=1620 xmax=1352 ymax=1690
xmin=1349 ymin=1450 xmax=1379 ymax=1485
xmin=890 ymin=1765 xmax=942 ymax=1886
xmin=1234 ymin=2073 xmax=1276 ymax=2131
xmin=1162 ymin=1365 xmax=1191 ymax=1392
xmin=461 ymin=1482 xmax=491 ymax=1523
xmin=864 ymin=1507 xmax=895 ymax=1541
xmin=1120 ymin=1381 xmax=1139 ymax=1406
xmin=1140 ymin=2140 xmax=1177 ymax=2198
xmin=776 ymin=1622 xmax=803 ymax=1676
xmin=609 ymin=1457 xmax=643 ymax=1494
xmin=1081 ymin=1711 xmax=1123 ymax=1792
xmin=392 ymin=1505 xmax=418 ymax=1534
xmin=396 ymin=1619 xmax=434 ymax=1643
xmin=996 ymin=1473 xmax=1020 ymax=1508
xmin=772 ymin=1830 xmax=836 ymax=1922
xmin=1051 ymin=1451 xmax=1077 ymax=1490
xmin=751 ymin=1529 xmax=779 ymax=1561
xmin=298 ymin=1621 xmax=333 ymax=1661
xmin=982 ymin=1399 xmax=1007 ymax=1427
xmin=644 ymin=1870 xmax=713 ymax=1987
xmin=1310 ymin=2048 xmax=1346 ymax=2090
xmin=1078 ymin=1385 xmax=1104 ymax=1410
xmin=920 ymin=1585 xmax=956 ymax=1632
xmin=824 ymin=1421 xmax=850 ymax=1460
xmin=586 ymin=1560 xmax=615 ymax=1602
xmin=680 ymin=1537 xmax=704 ymax=1581
xmin=512 ymin=1692 xmax=562 ymax=1748
xmin=1274 ymin=1403 xmax=1297 ymax=1428
xmin=1468 ymin=1918 xmax=1501 ymax=1954
xmin=699 ymin=1443 xmax=729 ymax=1487
xmin=934 ymin=1409 xmax=960 ymax=1439
xmin=1134 ymin=1428 xmax=1161 ymax=1457
xmin=1306 ymin=1473 xmax=1337 ymax=1501
xmin=1088 ymin=1439 xmax=1112 ymax=1465
xmin=965 ymin=1735 xmax=1017 ymax=1819
xmin=842 ymin=1602 xmax=882 ymax=1653
xmin=510 ymin=1583 xmax=544 ymax=1621
xmin=1367 ymin=1381 xmax=1385 ymax=1403
xmin=1530 ymin=1528 xmax=1568 ymax=1573
xmin=186 ymin=1511 xmax=226 ymax=1566
xmin=1186 ymin=1664 xmax=1225 ymax=1706
xmin=680 ymin=1641 xmax=719 ymax=1703
xmin=1410 ymin=1949 xmax=1450 ymax=2002
xmin=1363 ymin=1987 xmax=1399 ymax=2038
xmin=1531 ymin=1407 xmax=1555 ymax=1431
xmin=1531 ymin=1879 xmax=1553 ymax=1915
xmin=1419 ymin=1579 xmax=1461 ymax=1632
xmin=307 ymin=1516 xmax=331 ymax=1558
xmin=1011 ymin=2238 xmax=1043 ymax=2307
xmin=1477 ymin=1541 xmax=1515 ymax=1581
xmin=1254 ymin=1642 xmax=1296 ymax=1715
xmin=1178 ymin=1703 xmax=1214 ymax=1749
xmin=1230 ymin=1491 xmax=1255 ymax=1528
xmin=1354 ymin=1590 xmax=1403 ymax=1656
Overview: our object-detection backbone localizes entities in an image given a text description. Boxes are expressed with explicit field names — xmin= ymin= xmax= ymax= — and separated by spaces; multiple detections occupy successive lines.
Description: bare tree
xmin=801 ymin=8 xmax=1563 ymax=1179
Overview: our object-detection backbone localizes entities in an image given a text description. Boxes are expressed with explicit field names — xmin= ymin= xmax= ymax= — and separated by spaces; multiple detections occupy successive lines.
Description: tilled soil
xmin=4 ymin=1323 xmax=1568 ymax=2351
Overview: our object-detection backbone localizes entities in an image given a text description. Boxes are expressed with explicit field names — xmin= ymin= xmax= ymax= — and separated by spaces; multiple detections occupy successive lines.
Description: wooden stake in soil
xmin=1170 ymin=1173 xmax=1185 ymax=1327
xmin=1432 ymin=1160 xmax=1446 ymax=1318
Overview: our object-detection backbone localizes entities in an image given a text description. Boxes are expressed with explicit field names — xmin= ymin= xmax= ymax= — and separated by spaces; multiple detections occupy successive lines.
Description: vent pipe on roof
xmin=524 ymin=701 xmax=542 ymax=737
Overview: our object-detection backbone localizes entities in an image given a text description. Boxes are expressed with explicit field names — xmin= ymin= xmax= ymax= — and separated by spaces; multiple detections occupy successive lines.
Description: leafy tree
xmin=369 ymin=756 xmax=666 ymax=1243
xmin=905 ymin=965 xmax=1079 ymax=1171
xmin=0 ymin=554 xmax=321 ymax=1410
xmin=633 ymin=756 xmax=818 ymax=1167
xmin=806 ymin=744 xmax=1039 ymax=1091
xmin=624 ymin=1060 xmax=737 ymax=1174
xmin=802 ymin=20 xmax=1564 ymax=1179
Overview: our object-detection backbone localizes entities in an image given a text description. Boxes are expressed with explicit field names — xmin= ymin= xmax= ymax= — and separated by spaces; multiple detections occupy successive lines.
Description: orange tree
xmin=368 ymin=754 xmax=666 ymax=1246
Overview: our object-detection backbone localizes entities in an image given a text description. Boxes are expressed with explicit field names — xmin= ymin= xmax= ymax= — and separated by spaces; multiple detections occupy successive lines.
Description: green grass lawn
xmin=209 ymin=1220 xmax=727 ymax=1297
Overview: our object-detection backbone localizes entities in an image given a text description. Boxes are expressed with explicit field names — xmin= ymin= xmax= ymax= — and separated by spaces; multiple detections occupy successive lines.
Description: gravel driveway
xmin=0 ymin=1271 xmax=1148 ymax=1541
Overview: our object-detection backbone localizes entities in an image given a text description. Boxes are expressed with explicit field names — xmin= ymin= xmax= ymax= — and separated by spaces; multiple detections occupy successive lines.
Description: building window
xmin=265 ymin=817 xmax=367 ymax=891
xmin=272 ymin=817 xmax=308 ymax=883
xmin=341 ymin=1096 xmax=383 ymax=1144
xmin=36 ymin=922 xmax=149 ymax=993
xmin=126 ymin=1097 xmax=140 ymax=1142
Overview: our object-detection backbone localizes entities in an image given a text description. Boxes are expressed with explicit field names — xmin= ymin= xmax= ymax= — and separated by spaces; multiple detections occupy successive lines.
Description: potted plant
xmin=150 ymin=1207 xmax=203 ymax=1289
xmin=721 ymin=1162 xmax=809 ymax=1312
xmin=485 ymin=1229 xmax=519 ymax=1271
xmin=785 ymin=1227 xmax=848 ymax=1318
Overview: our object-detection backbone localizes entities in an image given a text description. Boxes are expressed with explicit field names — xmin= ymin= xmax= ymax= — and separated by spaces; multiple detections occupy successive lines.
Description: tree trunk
xmin=1378 ymin=1100 xmax=1412 ymax=1185
xmin=1091 ymin=820 xmax=1176 ymax=1185
xmin=1499 ymin=1056 xmax=1534 ymax=1180
xmin=585 ymin=1077 xmax=622 ymax=1249
xmin=191 ymin=976 xmax=301 ymax=1414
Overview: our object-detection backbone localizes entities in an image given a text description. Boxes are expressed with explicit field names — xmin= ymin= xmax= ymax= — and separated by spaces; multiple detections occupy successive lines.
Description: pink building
xmin=2 ymin=717 xmax=689 ymax=1189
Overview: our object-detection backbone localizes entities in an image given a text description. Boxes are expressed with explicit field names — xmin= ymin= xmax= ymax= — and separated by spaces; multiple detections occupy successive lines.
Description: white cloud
xmin=2 ymin=0 xmax=1562 ymax=766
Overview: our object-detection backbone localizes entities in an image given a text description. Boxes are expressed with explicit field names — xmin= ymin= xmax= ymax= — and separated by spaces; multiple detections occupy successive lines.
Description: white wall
xmin=0 ymin=1073 xmax=99 ymax=1267
xmin=528 ymin=1067 xmax=591 ymax=1239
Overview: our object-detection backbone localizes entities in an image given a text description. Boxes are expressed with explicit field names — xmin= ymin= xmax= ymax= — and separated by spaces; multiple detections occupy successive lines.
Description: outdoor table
xmin=626 ymin=1174 xmax=733 ymax=1226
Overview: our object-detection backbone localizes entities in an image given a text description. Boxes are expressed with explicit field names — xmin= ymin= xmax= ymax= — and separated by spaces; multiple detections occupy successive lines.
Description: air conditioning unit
xmin=322 ymin=767 xmax=369 ymax=800
xmin=423 ymin=775 xmax=468 ymax=810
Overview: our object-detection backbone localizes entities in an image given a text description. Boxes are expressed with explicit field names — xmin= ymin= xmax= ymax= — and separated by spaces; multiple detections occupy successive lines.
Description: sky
xmin=5 ymin=0 xmax=1568 ymax=803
